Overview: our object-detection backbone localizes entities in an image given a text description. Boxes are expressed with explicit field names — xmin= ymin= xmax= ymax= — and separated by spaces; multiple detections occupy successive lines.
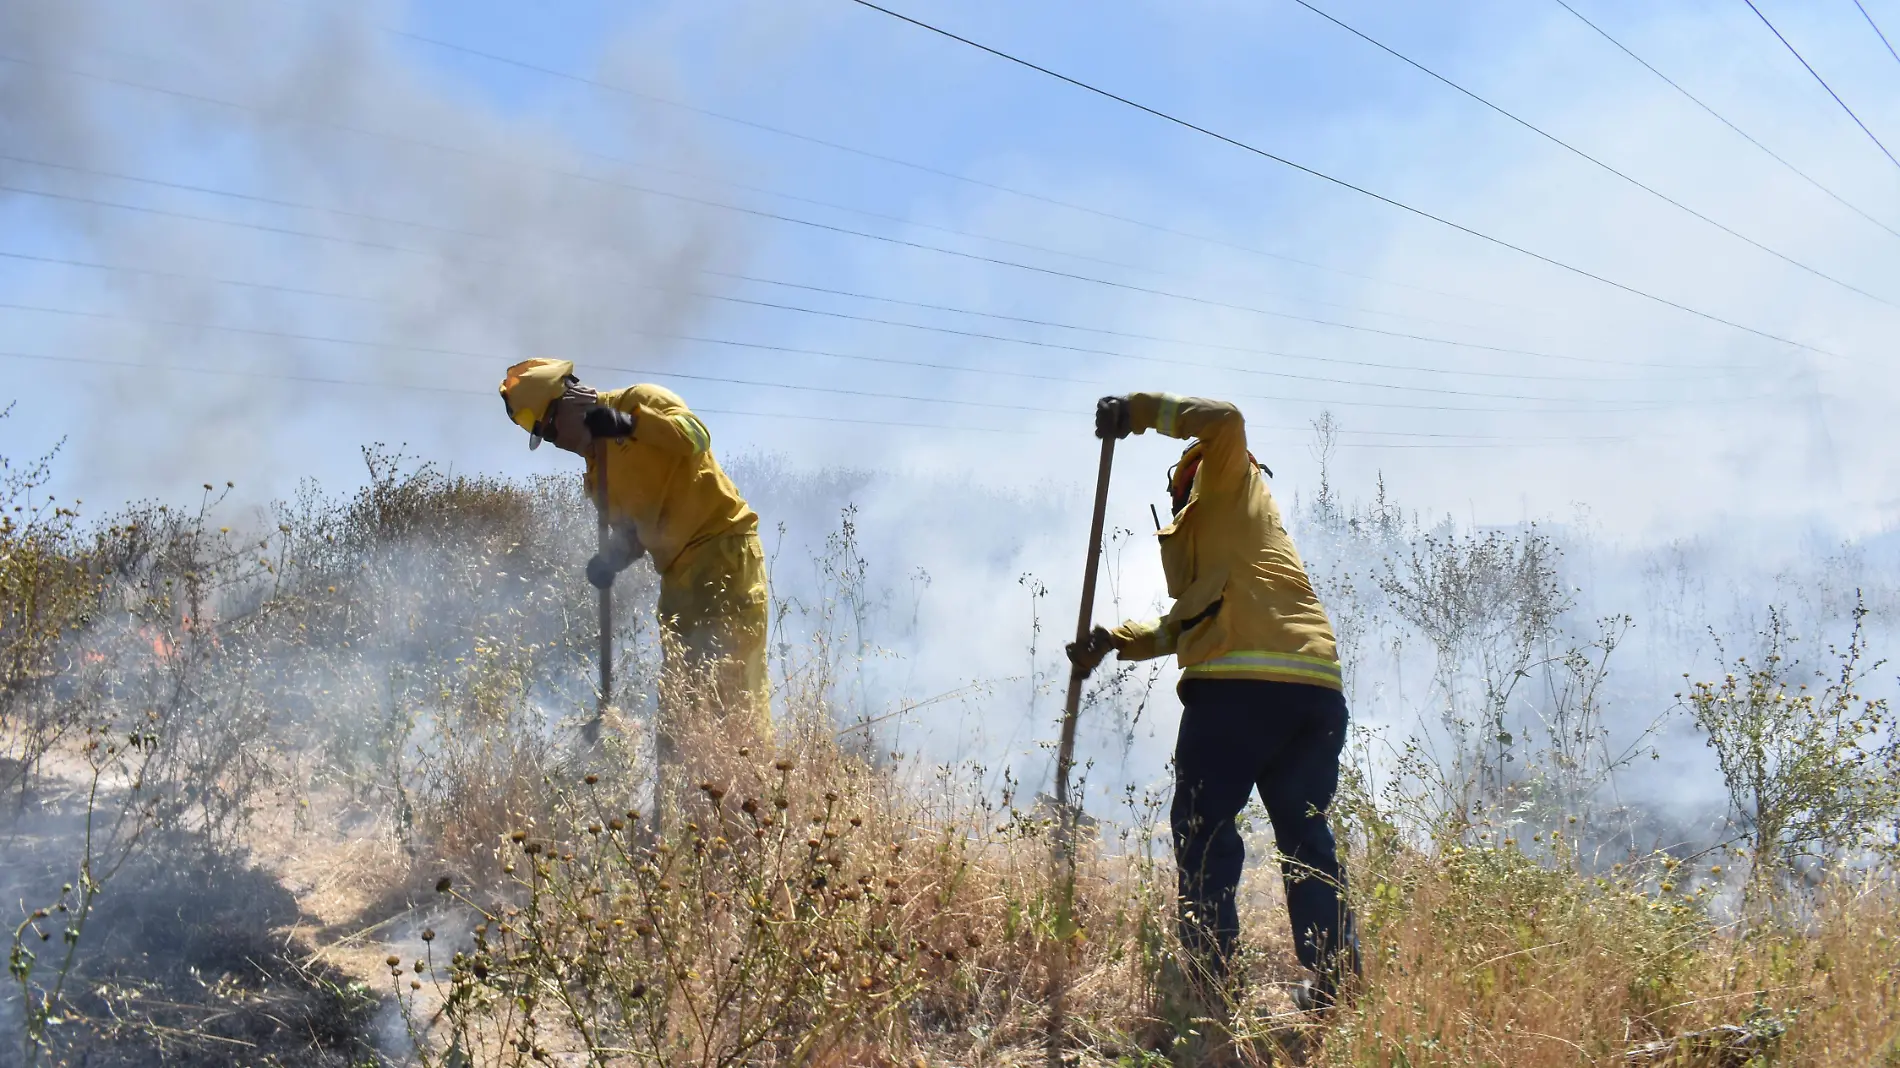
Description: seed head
xmin=584 ymin=774 xmax=599 ymax=785
xmin=774 ymin=759 xmax=795 ymax=771
xmin=435 ymin=877 xmax=453 ymax=893
xmin=386 ymin=955 xmax=402 ymax=967
xmin=422 ymin=929 xmax=436 ymax=942
xmin=509 ymin=831 xmax=527 ymax=843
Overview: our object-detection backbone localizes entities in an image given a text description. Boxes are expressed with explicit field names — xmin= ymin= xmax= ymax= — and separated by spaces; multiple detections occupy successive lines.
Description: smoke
xmin=0 ymin=0 xmax=732 ymax=503
xmin=4 ymin=0 xmax=1897 ymax=823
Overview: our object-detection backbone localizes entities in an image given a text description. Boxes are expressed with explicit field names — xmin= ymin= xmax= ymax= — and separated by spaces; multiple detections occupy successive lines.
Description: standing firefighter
xmin=1068 ymin=392 xmax=1360 ymax=1011
xmin=498 ymin=359 xmax=771 ymax=758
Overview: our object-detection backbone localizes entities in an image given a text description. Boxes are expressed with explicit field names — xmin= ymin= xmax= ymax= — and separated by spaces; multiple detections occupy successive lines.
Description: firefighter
xmin=1068 ymin=392 xmax=1359 ymax=1012
xmin=498 ymin=359 xmax=770 ymax=752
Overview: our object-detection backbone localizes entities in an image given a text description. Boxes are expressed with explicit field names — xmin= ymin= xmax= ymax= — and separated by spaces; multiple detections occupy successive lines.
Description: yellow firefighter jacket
xmin=587 ymin=384 xmax=770 ymax=734
xmin=1109 ymin=393 xmax=1342 ymax=690
xmin=584 ymin=384 xmax=758 ymax=575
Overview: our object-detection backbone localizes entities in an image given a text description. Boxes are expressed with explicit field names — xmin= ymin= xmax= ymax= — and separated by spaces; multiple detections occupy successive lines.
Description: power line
xmin=1742 ymin=0 xmax=1900 ymax=172
xmin=0 ymin=63 xmax=1618 ymax=367
xmin=1854 ymin=0 xmax=1900 ymax=67
xmin=1 ymin=245 xmax=1730 ymax=414
xmin=841 ymin=0 xmax=1837 ymax=355
xmin=605 ymin=156 xmax=1520 ymax=339
xmin=1 ymin=150 xmax=1699 ymax=381
xmin=711 ymin=270 xmax=1724 ymax=373
xmin=699 ymin=290 xmax=1664 ymax=386
xmin=0 ymin=348 xmax=1022 ymax=434
xmin=0 ymin=286 xmax=1708 ymax=408
xmin=0 ymin=347 xmax=1655 ymax=448
xmin=376 ymin=22 xmax=1526 ymax=315
xmin=0 ymin=173 xmax=1715 ymax=397
xmin=1285 ymin=0 xmax=1899 ymax=308
xmin=0 ymin=247 xmax=376 ymax=303
xmin=1552 ymin=0 xmax=1900 ymax=243
xmin=0 ymin=300 xmax=1066 ymax=413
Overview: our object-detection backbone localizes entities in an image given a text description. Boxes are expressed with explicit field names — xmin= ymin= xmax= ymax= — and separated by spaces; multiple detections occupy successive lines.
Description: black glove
xmin=1094 ymin=395 xmax=1131 ymax=440
xmin=585 ymin=529 xmax=645 ymax=589
xmin=583 ymin=405 xmax=636 ymax=439
xmin=1065 ymin=624 xmax=1119 ymax=676
xmin=586 ymin=553 xmax=620 ymax=589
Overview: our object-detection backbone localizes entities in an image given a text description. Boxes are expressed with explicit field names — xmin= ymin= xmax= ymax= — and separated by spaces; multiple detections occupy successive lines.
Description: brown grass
xmin=4 ymin=445 xmax=1897 ymax=1067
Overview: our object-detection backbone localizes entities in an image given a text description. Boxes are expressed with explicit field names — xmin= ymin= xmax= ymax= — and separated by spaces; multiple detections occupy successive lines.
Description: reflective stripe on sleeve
xmin=1156 ymin=393 xmax=1184 ymax=437
xmin=1153 ymin=619 xmax=1177 ymax=655
xmin=672 ymin=413 xmax=712 ymax=453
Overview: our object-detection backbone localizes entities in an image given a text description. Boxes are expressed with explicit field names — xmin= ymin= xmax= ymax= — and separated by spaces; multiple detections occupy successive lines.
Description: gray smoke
xmin=0 ymin=0 xmax=731 ymax=503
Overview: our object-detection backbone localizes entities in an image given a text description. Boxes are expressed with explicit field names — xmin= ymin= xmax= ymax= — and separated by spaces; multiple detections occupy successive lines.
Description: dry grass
xmin=3 ymin=444 xmax=1898 ymax=1067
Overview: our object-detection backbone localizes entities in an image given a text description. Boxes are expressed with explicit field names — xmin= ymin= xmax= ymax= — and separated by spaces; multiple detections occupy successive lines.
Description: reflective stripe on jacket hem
xmin=1182 ymin=650 xmax=1342 ymax=689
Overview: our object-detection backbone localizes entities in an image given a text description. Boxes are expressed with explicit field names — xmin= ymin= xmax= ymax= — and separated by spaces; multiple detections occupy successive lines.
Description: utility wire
xmin=703 ymin=289 xmax=1690 ymax=385
xmin=1854 ymin=0 xmax=1900 ymax=67
xmin=582 ymin=154 xmax=1512 ymax=338
xmin=376 ymin=23 xmax=1523 ymax=314
xmin=373 ymin=27 xmax=1545 ymax=335
xmin=0 ymin=294 xmax=1688 ymax=406
xmin=0 ymin=348 xmax=1649 ymax=448
xmin=841 ymin=0 xmax=1836 ymax=355
xmin=0 ymin=348 xmax=1019 ymax=433
xmin=0 ymin=246 xmax=1723 ymax=413
xmin=1742 ymin=0 xmax=1900 ymax=172
xmin=0 ymin=62 xmax=1603 ymax=367
xmin=0 ymin=300 xmax=1062 ymax=413
xmin=1 ymin=150 xmax=1694 ymax=381
xmin=710 ymin=270 xmax=1722 ymax=372
xmin=1287 ymin=0 xmax=1899 ymax=308
xmin=0 ymin=247 xmax=375 ymax=304
xmin=1552 ymin=0 xmax=1900 ymax=243
xmin=0 ymin=162 xmax=1679 ymax=381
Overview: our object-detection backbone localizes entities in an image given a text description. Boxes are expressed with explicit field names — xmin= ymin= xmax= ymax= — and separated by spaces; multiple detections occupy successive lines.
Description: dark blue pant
xmin=1171 ymin=678 xmax=1358 ymax=988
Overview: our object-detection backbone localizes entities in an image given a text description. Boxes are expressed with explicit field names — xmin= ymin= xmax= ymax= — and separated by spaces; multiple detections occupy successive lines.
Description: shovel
xmin=1046 ymin=433 xmax=1114 ymax=1067
xmin=582 ymin=442 xmax=612 ymax=746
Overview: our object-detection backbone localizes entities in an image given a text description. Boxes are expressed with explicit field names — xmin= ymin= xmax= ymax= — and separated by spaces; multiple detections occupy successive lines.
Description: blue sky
xmin=3 ymin=0 xmax=1899 ymax=532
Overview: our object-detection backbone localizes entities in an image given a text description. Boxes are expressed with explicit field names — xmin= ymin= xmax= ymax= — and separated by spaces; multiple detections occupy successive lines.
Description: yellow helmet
xmin=498 ymin=358 xmax=575 ymax=449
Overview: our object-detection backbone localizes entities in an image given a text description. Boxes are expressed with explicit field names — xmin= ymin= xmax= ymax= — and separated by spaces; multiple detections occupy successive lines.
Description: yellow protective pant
xmin=654 ymin=529 xmax=771 ymax=756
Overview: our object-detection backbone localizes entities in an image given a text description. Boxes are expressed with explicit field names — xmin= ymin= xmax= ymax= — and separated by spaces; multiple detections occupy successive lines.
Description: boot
xmin=1160 ymin=957 xmax=1240 ymax=1067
